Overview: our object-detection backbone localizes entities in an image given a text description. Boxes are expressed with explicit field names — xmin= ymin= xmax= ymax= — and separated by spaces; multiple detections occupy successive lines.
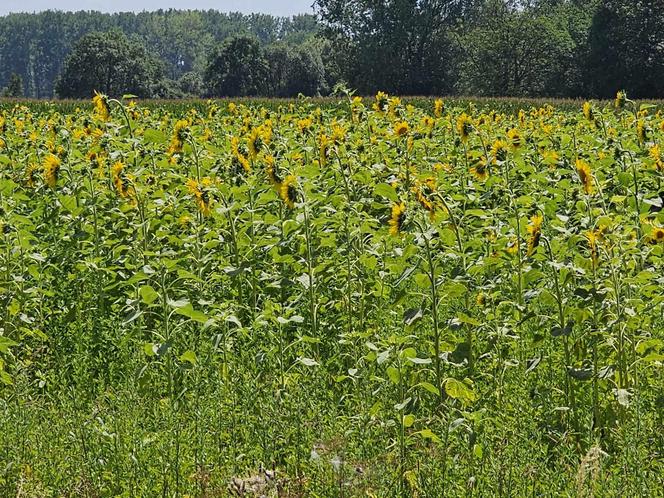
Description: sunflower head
xmin=470 ymin=158 xmax=489 ymax=181
xmin=615 ymin=90 xmax=627 ymax=109
xmin=43 ymin=154 xmax=61 ymax=188
xmin=456 ymin=113 xmax=473 ymax=141
xmin=650 ymin=226 xmax=664 ymax=244
xmin=575 ymin=159 xmax=594 ymax=195
xmin=491 ymin=139 xmax=509 ymax=163
xmin=434 ymin=99 xmax=444 ymax=118
xmin=92 ymin=91 xmax=110 ymax=121
xmin=582 ymin=101 xmax=594 ymax=121
xmin=507 ymin=128 xmax=522 ymax=149
xmin=526 ymin=214 xmax=543 ymax=256
xmin=279 ymin=175 xmax=298 ymax=209
xmin=394 ymin=121 xmax=409 ymax=137
xmin=388 ymin=202 xmax=406 ymax=236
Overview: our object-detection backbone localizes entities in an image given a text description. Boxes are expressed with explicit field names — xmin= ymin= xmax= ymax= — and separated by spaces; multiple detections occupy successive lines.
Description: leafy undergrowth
xmin=0 ymin=92 xmax=662 ymax=496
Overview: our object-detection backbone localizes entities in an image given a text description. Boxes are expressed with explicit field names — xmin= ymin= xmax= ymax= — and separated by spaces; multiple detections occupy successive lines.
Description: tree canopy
xmin=55 ymin=31 xmax=162 ymax=98
xmin=0 ymin=3 xmax=662 ymax=99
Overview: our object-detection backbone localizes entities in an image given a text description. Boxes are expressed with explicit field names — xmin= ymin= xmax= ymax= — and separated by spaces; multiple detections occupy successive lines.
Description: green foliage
xmin=54 ymin=31 xmax=162 ymax=98
xmin=587 ymin=0 xmax=664 ymax=98
xmin=1 ymin=73 xmax=23 ymax=98
xmin=0 ymin=93 xmax=662 ymax=495
xmin=204 ymin=36 xmax=269 ymax=97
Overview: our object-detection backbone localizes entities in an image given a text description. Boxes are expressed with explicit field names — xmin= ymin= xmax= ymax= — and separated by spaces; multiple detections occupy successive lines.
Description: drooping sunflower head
xmin=279 ymin=175 xmax=298 ymax=209
xmin=374 ymin=91 xmax=389 ymax=112
xmin=636 ymin=119 xmax=647 ymax=143
xmin=92 ymin=91 xmax=110 ymax=121
xmin=526 ymin=213 xmax=543 ymax=256
xmin=388 ymin=202 xmax=406 ymax=236
xmin=186 ymin=177 xmax=213 ymax=216
xmin=575 ymin=159 xmax=594 ymax=195
xmin=434 ymin=99 xmax=444 ymax=118
xmin=582 ymin=101 xmax=594 ymax=121
xmin=43 ymin=154 xmax=61 ymax=188
xmin=168 ymin=119 xmax=189 ymax=156
xmin=585 ymin=229 xmax=600 ymax=267
xmin=414 ymin=177 xmax=438 ymax=219
xmin=470 ymin=158 xmax=489 ymax=181
xmin=507 ymin=128 xmax=522 ymax=149
xmin=615 ymin=90 xmax=627 ymax=109
xmin=649 ymin=145 xmax=664 ymax=171
xmin=264 ymin=155 xmax=283 ymax=190
xmin=111 ymin=161 xmax=132 ymax=198
xmin=491 ymin=139 xmax=509 ymax=163
xmin=231 ymin=136 xmax=251 ymax=173
xmin=456 ymin=113 xmax=473 ymax=141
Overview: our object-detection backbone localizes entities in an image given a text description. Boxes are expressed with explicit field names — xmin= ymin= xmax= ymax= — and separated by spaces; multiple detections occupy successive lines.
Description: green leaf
xmin=374 ymin=183 xmax=398 ymax=202
xmin=386 ymin=366 xmax=400 ymax=384
xmin=174 ymin=303 xmax=209 ymax=323
xmin=0 ymin=337 xmax=18 ymax=354
xmin=139 ymin=285 xmax=159 ymax=305
xmin=179 ymin=350 xmax=197 ymax=365
xmin=444 ymin=378 xmax=477 ymax=403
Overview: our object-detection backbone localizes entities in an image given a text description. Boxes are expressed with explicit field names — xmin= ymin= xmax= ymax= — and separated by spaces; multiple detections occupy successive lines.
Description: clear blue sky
xmin=0 ymin=1 xmax=314 ymax=17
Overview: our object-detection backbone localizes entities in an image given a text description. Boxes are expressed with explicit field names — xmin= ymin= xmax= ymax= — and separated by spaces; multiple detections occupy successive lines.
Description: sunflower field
xmin=0 ymin=92 xmax=663 ymax=496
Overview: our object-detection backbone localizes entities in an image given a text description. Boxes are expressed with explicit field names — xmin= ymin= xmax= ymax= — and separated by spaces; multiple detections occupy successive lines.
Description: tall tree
xmin=314 ymin=0 xmax=466 ymax=94
xmin=55 ymin=30 xmax=162 ymax=98
xmin=587 ymin=0 xmax=664 ymax=98
xmin=204 ymin=36 xmax=268 ymax=97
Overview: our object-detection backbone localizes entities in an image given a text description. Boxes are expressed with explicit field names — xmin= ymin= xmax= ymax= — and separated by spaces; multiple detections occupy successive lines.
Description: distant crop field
xmin=0 ymin=93 xmax=662 ymax=496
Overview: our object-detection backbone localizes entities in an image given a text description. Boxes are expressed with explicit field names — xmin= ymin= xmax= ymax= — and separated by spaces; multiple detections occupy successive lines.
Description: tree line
xmin=0 ymin=1 xmax=662 ymax=99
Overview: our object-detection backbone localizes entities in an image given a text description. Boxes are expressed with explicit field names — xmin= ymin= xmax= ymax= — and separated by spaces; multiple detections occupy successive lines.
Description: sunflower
xmin=319 ymin=134 xmax=330 ymax=166
xmin=297 ymin=117 xmax=313 ymax=134
xmin=507 ymin=128 xmax=522 ymax=149
xmin=434 ymin=99 xmax=444 ymax=118
xmin=111 ymin=161 xmax=133 ymax=198
xmin=374 ymin=91 xmax=389 ymax=112
xmin=586 ymin=229 xmax=600 ymax=267
xmin=615 ymin=90 xmax=627 ymax=109
xmin=394 ymin=121 xmax=409 ymax=137
xmin=576 ymin=159 xmax=594 ymax=194
xmin=491 ymin=139 xmax=509 ymax=163
xmin=470 ymin=158 xmax=489 ymax=181
xmin=264 ymin=155 xmax=283 ymax=190
xmin=279 ymin=175 xmax=298 ymax=209
xmin=526 ymin=214 xmax=543 ymax=256
xmin=414 ymin=178 xmax=438 ymax=219
xmin=636 ymin=120 xmax=647 ymax=143
xmin=168 ymin=119 xmax=189 ymax=156
xmin=649 ymin=144 xmax=664 ymax=171
xmin=25 ymin=163 xmax=38 ymax=188
xmin=231 ymin=136 xmax=251 ymax=173
xmin=582 ymin=101 xmax=593 ymax=121
xmin=43 ymin=154 xmax=61 ymax=188
xmin=388 ymin=202 xmax=406 ymax=236
xmin=92 ymin=91 xmax=110 ymax=121
xmin=456 ymin=113 xmax=473 ymax=141
xmin=650 ymin=226 xmax=664 ymax=244
xmin=186 ymin=177 xmax=213 ymax=216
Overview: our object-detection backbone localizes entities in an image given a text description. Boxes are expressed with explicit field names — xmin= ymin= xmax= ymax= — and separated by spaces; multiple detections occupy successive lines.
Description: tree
xmin=455 ymin=1 xmax=587 ymax=97
xmin=204 ymin=36 xmax=268 ymax=97
xmin=314 ymin=0 xmax=466 ymax=94
xmin=2 ymin=73 xmax=24 ymax=98
xmin=587 ymin=0 xmax=664 ymax=98
xmin=264 ymin=40 xmax=328 ymax=97
xmin=55 ymin=30 xmax=162 ymax=98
